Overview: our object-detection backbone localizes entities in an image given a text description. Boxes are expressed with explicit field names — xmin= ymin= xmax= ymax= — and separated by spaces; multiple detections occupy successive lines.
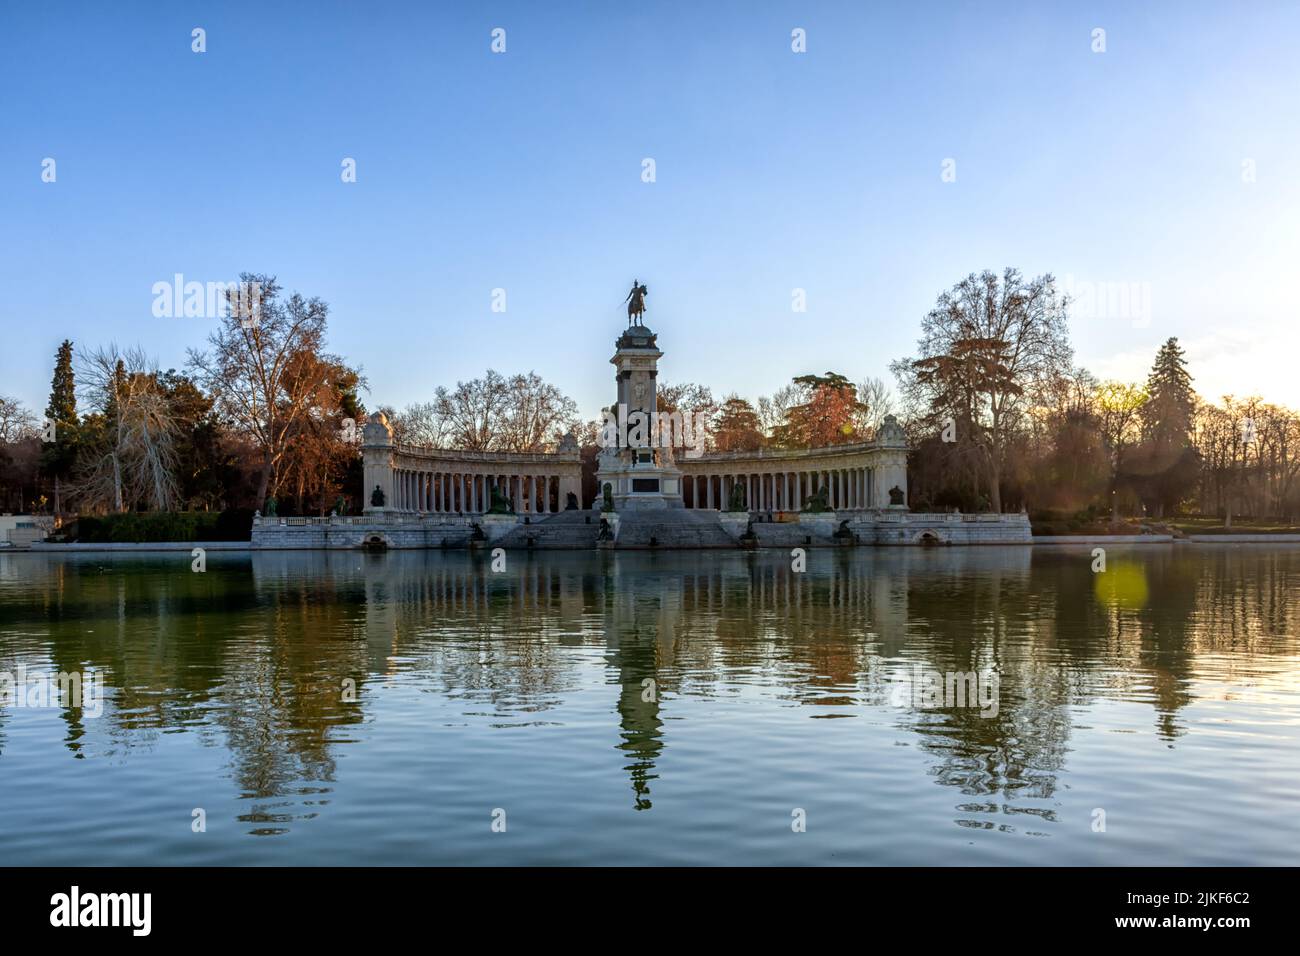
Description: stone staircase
xmin=751 ymin=520 xmax=834 ymax=548
xmin=493 ymin=510 xmax=601 ymax=550
xmin=612 ymin=510 xmax=738 ymax=548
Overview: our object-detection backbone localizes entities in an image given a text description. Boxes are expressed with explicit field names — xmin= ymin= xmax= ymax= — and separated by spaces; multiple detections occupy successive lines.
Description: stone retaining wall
xmin=248 ymin=510 xmax=1036 ymax=550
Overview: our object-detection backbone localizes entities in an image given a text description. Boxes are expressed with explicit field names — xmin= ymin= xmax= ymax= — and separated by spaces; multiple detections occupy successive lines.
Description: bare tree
xmin=187 ymin=274 xmax=350 ymax=506
xmin=0 ymin=395 xmax=38 ymax=443
xmin=1096 ymin=381 xmax=1147 ymax=522
xmin=497 ymin=372 xmax=580 ymax=452
xmin=386 ymin=401 xmax=449 ymax=448
xmin=433 ymin=370 xmax=510 ymax=451
xmin=854 ymin=376 xmax=896 ymax=436
xmin=892 ymin=269 xmax=1073 ymax=512
xmin=75 ymin=345 xmax=180 ymax=511
xmin=756 ymin=383 xmax=798 ymax=440
xmin=426 ymin=369 xmax=578 ymax=452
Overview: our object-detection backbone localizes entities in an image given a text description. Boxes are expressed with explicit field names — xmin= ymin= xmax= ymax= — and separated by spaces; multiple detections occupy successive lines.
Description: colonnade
xmin=678 ymin=467 xmax=877 ymax=511
xmin=361 ymin=410 xmax=583 ymax=516
xmin=388 ymin=469 xmax=563 ymax=515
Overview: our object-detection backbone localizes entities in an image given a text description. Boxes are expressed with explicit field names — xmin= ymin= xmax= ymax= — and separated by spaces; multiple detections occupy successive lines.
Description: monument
xmin=594 ymin=285 xmax=685 ymax=510
xmin=249 ymin=280 xmax=1032 ymax=549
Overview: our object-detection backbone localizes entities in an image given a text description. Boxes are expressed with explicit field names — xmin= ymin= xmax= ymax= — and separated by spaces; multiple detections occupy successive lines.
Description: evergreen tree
xmin=40 ymin=340 xmax=79 ymax=511
xmin=1132 ymin=337 xmax=1199 ymax=516
xmin=1142 ymin=337 xmax=1195 ymax=448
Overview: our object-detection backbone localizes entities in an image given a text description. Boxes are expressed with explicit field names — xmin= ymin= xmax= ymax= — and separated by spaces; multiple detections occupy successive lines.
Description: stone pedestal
xmin=595 ymin=512 xmax=620 ymax=548
xmin=718 ymin=512 xmax=750 ymax=541
xmin=798 ymin=512 xmax=839 ymax=537
xmin=478 ymin=514 xmax=520 ymax=542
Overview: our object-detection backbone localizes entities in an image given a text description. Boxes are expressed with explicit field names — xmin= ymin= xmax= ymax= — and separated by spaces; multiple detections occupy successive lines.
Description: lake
xmin=1 ymin=544 xmax=1298 ymax=865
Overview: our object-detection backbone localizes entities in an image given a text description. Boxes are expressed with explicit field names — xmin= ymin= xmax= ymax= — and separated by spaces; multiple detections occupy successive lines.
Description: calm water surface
xmin=1 ymin=545 xmax=1298 ymax=865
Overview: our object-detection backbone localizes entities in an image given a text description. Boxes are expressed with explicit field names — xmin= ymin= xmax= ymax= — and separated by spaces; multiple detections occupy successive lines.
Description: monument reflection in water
xmin=1 ymin=546 xmax=1299 ymax=865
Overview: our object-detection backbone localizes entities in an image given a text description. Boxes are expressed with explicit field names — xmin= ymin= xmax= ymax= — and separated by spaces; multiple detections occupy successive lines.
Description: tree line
xmin=2 ymin=267 xmax=1296 ymax=523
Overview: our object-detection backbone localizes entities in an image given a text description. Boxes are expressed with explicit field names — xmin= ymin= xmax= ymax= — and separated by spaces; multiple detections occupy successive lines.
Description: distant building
xmin=0 ymin=514 xmax=46 ymax=547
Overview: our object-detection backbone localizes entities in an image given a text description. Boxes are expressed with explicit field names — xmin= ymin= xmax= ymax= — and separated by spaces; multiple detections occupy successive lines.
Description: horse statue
xmin=625 ymin=280 xmax=648 ymax=326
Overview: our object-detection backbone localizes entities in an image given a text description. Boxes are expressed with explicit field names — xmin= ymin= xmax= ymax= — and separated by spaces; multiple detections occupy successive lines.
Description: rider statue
xmin=624 ymin=280 xmax=648 ymax=326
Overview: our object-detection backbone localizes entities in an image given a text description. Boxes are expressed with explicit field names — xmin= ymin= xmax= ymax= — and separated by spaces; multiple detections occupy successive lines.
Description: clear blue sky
xmin=3 ymin=1 xmax=1298 ymax=418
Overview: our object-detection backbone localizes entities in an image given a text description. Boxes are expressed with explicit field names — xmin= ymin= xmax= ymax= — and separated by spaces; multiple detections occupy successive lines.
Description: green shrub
xmin=73 ymin=510 xmax=253 ymax=543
